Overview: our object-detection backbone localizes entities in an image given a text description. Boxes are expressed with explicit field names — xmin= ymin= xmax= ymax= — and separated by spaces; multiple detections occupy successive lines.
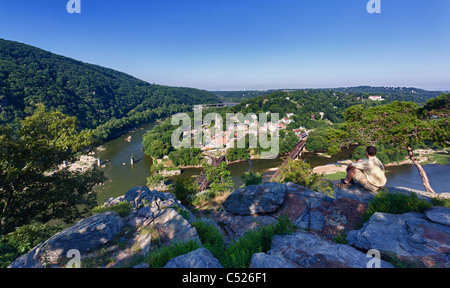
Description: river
xmin=93 ymin=122 xmax=450 ymax=204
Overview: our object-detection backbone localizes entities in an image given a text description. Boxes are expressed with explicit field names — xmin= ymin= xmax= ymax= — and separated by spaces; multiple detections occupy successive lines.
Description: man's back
xmin=351 ymin=157 xmax=387 ymax=188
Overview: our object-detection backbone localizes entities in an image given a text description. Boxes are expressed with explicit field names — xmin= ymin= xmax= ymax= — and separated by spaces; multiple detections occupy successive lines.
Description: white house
xmin=368 ymin=95 xmax=384 ymax=101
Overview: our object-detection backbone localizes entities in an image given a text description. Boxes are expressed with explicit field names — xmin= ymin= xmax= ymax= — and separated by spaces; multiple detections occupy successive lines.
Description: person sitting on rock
xmin=336 ymin=146 xmax=387 ymax=193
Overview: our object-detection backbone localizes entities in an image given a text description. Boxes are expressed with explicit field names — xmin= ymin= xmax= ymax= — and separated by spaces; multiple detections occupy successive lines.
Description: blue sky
xmin=1 ymin=0 xmax=449 ymax=91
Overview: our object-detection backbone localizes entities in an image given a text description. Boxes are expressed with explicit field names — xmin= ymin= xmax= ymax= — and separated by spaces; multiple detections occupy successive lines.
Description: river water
xmin=93 ymin=122 xmax=450 ymax=204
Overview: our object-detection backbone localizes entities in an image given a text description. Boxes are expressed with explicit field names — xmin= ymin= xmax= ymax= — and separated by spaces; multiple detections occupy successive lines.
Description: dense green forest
xmin=0 ymin=39 xmax=219 ymax=140
xmin=330 ymin=86 xmax=443 ymax=103
xmin=213 ymin=86 xmax=443 ymax=105
xmin=229 ymin=88 xmax=443 ymax=130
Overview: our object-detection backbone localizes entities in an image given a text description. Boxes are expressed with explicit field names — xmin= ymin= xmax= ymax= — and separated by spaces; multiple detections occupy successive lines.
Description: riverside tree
xmin=327 ymin=94 xmax=449 ymax=194
xmin=0 ymin=104 xmax=106 ymax=235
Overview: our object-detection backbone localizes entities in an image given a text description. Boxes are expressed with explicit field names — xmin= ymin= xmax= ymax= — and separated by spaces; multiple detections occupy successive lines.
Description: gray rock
xmin=133 ymin=262 xmax=150 ymax=268
xmin=333 ymin=181 xmax=376 ymax=204
xmin=250 ymin=253 xmax=299 ymax=268
xmin=112 ymin=186 xmax=196 ymax=223
xmin=223 ymin=182 xmax=287 ymax=215
xmin=9 ymin=212 xmax=124 ymax=268
xmin=275 ymin=183 xmax=367 ymax=238
xmin=123 ymin=186 xmax=180 ymax=209
xmin=264 ymin=232 xmax=394 ymax=268
xmin=220 ymin=212 xmax=277 ymax=238
xmin=425 ymin=206 xmax=450 ymax=227
xmin=127 ymin=217 xmax=147 ymax=228
xmin=149 ymin=208 xmax=200 ymax=244
xmin=164 ymin=248 xmax=223 ymax=268
xmin=346 ymin=212 xmax=450 ymax=268
xmin=133 ymin=233 xmax=153 ymax=254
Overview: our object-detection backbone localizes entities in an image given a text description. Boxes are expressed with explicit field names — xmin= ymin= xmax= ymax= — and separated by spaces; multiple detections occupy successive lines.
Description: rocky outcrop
xmin=346 ymin=208 xmax=450 ymax=268
xmin=9 ymin=212 xmax=124 ymax=268
xmin=221 ymin=182 xmax=450 ymax=268
xmin=250 ymin=232 xmax=394 ymax=268
xmin=9 ymin=182 xmax=450 ymax=268
xmin=221 ymin=182 xmax=367 ymax=240
xmin=150 ymin=208 xmax=199 ymax=244
xmin=164 ymin=248 xmax=223 ymax=268
xmin=222 ymin=182 xmax=287 ymax=215
xmin=9 ymin=186 xmax=200 ymax=268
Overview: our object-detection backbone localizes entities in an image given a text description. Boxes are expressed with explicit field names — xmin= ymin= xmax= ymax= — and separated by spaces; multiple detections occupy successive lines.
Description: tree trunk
xmin=406 ymin=145 xmax=436 ymax=194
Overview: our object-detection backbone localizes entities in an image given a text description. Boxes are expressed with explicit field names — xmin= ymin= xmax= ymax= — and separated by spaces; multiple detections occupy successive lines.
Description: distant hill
xmin=329 ymin=86 xmax=442 ymax=103
xmin=0 ymin=39 xmax=219 ymax=140
xmin=212 ymin=86 xmax=442 ymax=104
xmin=225 ymin=87 xmax=446 ymax=131
xmin=211 ymin=90 xmax=275 ymax=102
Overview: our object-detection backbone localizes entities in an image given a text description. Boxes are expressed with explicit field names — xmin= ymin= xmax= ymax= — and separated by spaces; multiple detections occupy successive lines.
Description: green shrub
xmin=192 ymin=220 xmax=225 ymax=260
xmin=430 ymin=197 xmax=450 ymax=208
xmin=0 ymin=242 xmax=17 ymax=268
xmin=173 ymin=177 xmax=198 ymax=206
xmin=144 ymin=214 xmax=295 ymax=269
xmin=145 ymin=239 xmax=201 ymax=268
xmin=0 ymin=223 xmax=62 ymax=268
xmin=240 ymin=171 xmax=263 ymax=187
xmin=221 ymin=214 xmax=296 ymax=268
xmin=92 ymin=201 xmax=132 ymax=218
xmin=172 ymin=206 xmax=191 ymax=221
xmin=278 ymin=159 xmax=334 ymax=198
xmin=362 ymin=191 xmax=433 ymax=223
xmin=146 ymin=173 xmax=165 ymax=187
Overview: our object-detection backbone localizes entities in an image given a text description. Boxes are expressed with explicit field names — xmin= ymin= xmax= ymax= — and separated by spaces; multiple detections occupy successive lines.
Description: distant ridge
xmin=0 ymin=38 xmax=219 ymax=140
xmin=211 ymin=86 xmax=442 ymax=104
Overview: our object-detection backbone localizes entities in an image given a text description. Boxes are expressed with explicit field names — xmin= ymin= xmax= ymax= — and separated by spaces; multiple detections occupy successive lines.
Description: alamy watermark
xmin=62 ymin=247 xmax=382 ymax=268
xmin=367 ymin=0 xmax=381 ymax=14
xmin=67 ymin=1 xmax=380 ymax=14
xmin=171 ymin=105 xmax=280 ymax=159
xmin=366 ymin=249 xmax=381 ymax=268
xmin=66 ymin=249 xmax=81 ymax=268
xmin=67 ymin=0 xmax=81 ymax=14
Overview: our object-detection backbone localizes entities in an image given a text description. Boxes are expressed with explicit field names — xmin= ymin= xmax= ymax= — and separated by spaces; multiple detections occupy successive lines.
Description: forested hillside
xmin=228 ymin=88 xmax=443 ymax=130
xmin=0 ymin=39 xmax=219 ymax=140
xmin=212 ymin=86 xmax=442 ymax=105
xmin=331 ymin=86 xmax=443 ymax=103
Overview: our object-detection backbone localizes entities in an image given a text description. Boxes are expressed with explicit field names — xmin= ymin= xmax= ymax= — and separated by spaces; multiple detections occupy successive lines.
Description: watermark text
xmin=67 ymin=0 xmax=81 ymax=14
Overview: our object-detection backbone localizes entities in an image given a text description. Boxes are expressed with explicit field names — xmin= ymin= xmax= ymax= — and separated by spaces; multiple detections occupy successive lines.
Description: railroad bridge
xmin=194 ymin=155 xmax=226 ymax=192
xmin=269 ymin=139 xmax=307 ymax=182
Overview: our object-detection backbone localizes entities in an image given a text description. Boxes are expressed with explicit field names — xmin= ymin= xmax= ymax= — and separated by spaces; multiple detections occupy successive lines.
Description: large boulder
xmin=250 ymin=232 xmax=394 ymax=268
xmin=149 ymin=208 xmax=200 ymax=244
xmin=346 ymin=208 xmax=450 ymax=268
xmin=220 ymin=183 xmax=373 ymax=238
xmin=9 ymin=212 xmax=124 ymax=268
xmin=224 ymin=182 xmax=367 ymax=239
xmin=220 ymin=212 xmax=277 ymax=239
xmin=425 ymin=206 xmax=450 ymax=226
xmin=164 ymin=248 xmax=223 ymax=268
xmin=222 ymin=182 xmax=287 ymax=215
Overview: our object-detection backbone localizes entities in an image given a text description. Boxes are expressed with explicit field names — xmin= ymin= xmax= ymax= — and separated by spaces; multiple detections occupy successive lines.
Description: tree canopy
xmin=327 ymin=94 xmax=449 ymax=193
xmin=0 ymin=105 xmax=106 ymax=235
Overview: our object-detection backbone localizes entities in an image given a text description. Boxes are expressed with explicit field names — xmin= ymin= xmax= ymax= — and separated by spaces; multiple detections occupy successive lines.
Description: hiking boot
xmin=335 ymin=179 xmax=353 ymax=189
